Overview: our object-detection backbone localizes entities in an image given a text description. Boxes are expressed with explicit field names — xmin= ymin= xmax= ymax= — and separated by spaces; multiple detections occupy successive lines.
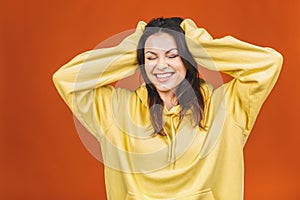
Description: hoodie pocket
xmin=177 ymin=188 xmax=215 ymax=200
xmin=125 ymin=188 xmax=215 ymax=200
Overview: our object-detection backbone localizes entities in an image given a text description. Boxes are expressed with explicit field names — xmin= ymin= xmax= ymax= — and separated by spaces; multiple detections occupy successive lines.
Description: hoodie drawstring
xmin=164 ymin=107 xmax=180 ymax=169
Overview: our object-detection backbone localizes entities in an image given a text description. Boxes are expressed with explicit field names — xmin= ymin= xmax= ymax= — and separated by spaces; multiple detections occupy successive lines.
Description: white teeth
xmin=156 ymin=73 xmax=173 ymax=78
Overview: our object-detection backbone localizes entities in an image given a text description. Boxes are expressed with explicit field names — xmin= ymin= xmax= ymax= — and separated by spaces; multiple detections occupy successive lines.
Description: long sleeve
xmin=181 ymin=19 xmax=283 ymax=140
xmin=52 ymin=21 xmax=146 ymax=140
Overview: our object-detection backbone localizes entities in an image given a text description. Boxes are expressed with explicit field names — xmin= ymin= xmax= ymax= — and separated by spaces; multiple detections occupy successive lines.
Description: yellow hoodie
xmin=52 ymin=19 xmax=283 ymax=200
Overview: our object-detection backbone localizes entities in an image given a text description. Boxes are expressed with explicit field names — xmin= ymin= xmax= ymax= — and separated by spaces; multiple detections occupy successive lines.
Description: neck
xmin=158 ymin=90 xmax=178 ymax=110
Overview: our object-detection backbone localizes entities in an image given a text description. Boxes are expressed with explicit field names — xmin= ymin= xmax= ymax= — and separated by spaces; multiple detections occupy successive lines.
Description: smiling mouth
xmin=154 ymin=72 xmax=174 ymax=82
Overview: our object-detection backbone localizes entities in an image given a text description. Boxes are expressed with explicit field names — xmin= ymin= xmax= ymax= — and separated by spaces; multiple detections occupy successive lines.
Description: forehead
xmin=144 ymin=32 xmax=177 ymax=51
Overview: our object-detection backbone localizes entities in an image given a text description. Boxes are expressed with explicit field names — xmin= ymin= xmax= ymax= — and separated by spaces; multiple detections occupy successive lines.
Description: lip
xmin=153 ymin=72 xmax=175 ymax=83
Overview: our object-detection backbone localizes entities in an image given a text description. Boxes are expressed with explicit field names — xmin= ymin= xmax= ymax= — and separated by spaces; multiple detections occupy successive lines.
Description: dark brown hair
xmin=137 ymin=17 xmax=205 ymax=136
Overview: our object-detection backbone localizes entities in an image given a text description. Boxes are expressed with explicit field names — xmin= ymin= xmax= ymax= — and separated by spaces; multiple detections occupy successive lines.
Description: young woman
xmin=53 ymin=17 xmax=283 ymax=200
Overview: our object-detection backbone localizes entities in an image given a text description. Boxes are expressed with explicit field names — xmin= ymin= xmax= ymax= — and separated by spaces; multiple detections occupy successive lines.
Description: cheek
xmin=144 ymin=65 xmax=154 ymax=80
xmin=144 ymin=62 xmax=155 ymax=74
xmin=181 ymin=68 xmax=187 ymax=78
xmin=171 ymin=62 xmax=186 ymax=78
xmin=144 ymin=65 xmax=151 ymax=74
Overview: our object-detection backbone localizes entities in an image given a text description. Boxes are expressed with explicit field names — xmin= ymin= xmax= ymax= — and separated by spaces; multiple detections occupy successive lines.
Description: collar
xmin=135 ymin=82 xmax=213 ymax=110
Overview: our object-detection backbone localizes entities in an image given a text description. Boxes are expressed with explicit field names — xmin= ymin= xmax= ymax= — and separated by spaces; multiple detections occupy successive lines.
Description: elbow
xmin=274 ymin=51 xmax=283 ymax=77
xmin=52 ymin=70 xmax=61 ymax=88
xmin=52 ymin=70 xmax=67 ymax=95
xmin=274 ymin=50 xmax=283 ymax=69
xmin=272 ymin=50 xmax=283 ymax=71
xmin=52 ymin=70 xmax=72 ymax=105
xmin=268 ymin=48 xmax=283 ymax=76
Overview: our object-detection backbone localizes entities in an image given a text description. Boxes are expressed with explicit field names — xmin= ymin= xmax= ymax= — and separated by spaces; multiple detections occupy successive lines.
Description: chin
xmin=155 ymin=83 xmax=177 ymax=93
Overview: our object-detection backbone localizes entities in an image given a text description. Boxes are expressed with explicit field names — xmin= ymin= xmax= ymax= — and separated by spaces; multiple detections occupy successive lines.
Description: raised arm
xmin=181 ymin=19 xmax=283 ymax=140
xmin=52 ymin=21 xmax=146 ymax=140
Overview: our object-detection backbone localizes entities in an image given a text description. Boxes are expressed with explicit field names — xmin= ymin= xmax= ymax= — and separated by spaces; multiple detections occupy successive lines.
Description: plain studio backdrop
xmin=1 ymin=0 xmax=299 ymax=199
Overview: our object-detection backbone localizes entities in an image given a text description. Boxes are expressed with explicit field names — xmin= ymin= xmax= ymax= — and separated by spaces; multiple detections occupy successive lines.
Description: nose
xmin=156 ymin=57 xmax=168 ymax=70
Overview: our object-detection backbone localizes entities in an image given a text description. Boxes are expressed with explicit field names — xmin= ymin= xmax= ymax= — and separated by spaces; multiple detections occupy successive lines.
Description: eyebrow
xmin=145 ymin=48 xmax=178 ymax=55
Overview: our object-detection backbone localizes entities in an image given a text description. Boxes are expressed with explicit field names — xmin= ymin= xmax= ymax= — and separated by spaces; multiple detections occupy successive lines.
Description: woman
xmin=53 ymin=17 xmax=283 ymax=200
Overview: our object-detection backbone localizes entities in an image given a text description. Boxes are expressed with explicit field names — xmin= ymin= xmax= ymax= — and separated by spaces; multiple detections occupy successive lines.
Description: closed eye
xmin=168 ymin=54 xmax=179 ymax=59
xmin=145 ymin=51 xmax=158 ymax=60
xmin=166 ymin=48 xmax=179 ymax=59
xmin=146 ymin=56 xmax=157 ymax=60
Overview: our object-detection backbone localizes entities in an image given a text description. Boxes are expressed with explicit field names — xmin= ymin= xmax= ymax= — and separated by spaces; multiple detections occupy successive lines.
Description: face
xmin=144 ymin=32 xmax=186 ymax=93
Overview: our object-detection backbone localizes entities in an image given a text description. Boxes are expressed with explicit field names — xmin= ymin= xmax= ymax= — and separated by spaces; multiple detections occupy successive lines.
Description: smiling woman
xmin=137 ymin=18 xmax=206 ymax=136
xmin=144 ymin=35 xmax=186 ymax=93
xmin=52 ymin=17 xmax=283 ymax=200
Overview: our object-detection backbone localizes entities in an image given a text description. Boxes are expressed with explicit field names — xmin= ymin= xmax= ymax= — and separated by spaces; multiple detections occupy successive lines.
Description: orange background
xmin=1 ymin=0 xmax=299 ymax=199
